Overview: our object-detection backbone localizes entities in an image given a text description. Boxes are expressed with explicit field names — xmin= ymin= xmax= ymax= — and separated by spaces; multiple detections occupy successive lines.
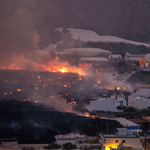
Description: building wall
xmin=56 ymin=140 xmax=76 ymax=144
xmin=128 ymin=96 xmax=148 ymax=109
xmin=86 ymin=100 xmax=126 ymax=112
xmin=100 ymin=137 xmax=141 ymax=150
xmin=125 ymin=53 xmax=144 ymax=62
xmin=136 ymin=89 xmax=150 ymax=97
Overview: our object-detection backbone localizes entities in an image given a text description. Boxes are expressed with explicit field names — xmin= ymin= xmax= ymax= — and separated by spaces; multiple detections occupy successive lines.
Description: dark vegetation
xmin=85 ymin=42 xmax=149 ymax=57
xmin=62 ymin=142 xmax=77 ymax=149
xmin=44 ymin=142 xmax=61 ymax=149
xmin=115 ymin=106 xmax=150 ymax=119
xmin=0 ymin=99 xmax=122 ymax=144
xmin=127 ymin=71 xmax=150 ymax=84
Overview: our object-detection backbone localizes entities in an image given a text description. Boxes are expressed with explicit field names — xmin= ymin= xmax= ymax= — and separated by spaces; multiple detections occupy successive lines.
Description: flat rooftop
xmin=101 ymin=134 xmax=140 ymax=138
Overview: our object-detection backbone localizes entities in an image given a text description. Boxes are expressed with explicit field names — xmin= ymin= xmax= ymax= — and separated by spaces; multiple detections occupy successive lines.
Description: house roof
xmin=56 ymin=137 xmax=86 ymax=140
xmin=129 ymin=118 xmax=149 ymax=124
xmin=111 ymin=118 xmax=139 ymax=127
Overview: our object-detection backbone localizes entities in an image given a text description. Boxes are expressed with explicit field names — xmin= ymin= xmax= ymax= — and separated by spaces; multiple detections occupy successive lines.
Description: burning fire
xmin=83 ymin=112 xmax=97 ymax=118
xmin=117 ymin=87 xmax=120 ymax=90
xmin=0 ymin=54 xmax=86 ymax=75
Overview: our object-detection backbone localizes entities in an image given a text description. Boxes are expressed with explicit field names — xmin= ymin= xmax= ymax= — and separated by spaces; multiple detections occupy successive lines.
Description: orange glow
xmin=117 ymin=87 xmax=120 ymax=90
xmin=17 ymin=89 xmax=22 ymax=91
xmin=68 ymin=101 xmax=76 ymax=104
xmin=79 ymin=63 xmax=92 ymax=69
xmin=83 ymin=112 xmax=97 ymax=118
xmin=0 ymin=54 xmax=86 ymax=75
xmin=104 ymin=144 xmax=118 ymax=150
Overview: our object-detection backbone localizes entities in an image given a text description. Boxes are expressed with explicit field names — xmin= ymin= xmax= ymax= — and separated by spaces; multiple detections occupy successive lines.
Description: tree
xmin=62 ymin=142 xmax=77 ymax=149
xmin=44 ymin=142 xmax=61 ymax=149
xmin=117 ymin=106 xmax=123 ymax=110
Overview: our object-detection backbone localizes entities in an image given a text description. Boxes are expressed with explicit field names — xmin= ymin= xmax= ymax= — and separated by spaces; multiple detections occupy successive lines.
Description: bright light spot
xmin=97 ymin=81 xmax=101 ymax=83
xmin=17 ymin=89 xmax=22 ymax=91
xmin=117 ymin=87 xmax=120 ymax=90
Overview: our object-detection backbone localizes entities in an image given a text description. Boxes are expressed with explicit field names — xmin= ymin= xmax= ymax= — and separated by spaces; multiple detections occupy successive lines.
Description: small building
xmin=129 ymin=117 xmax=150 ymax=131
xmin=86 ymin=95 xmax=126 ymax=112
xmin=111 ymin=118 xmax=141 ymax=133
xmin=128 ymin=88 xmax=150 ymax=109
xmin=108 ymin=54 xmax=123 ymax=63
xmin=133 ymin=88 xmax=150 ymax=97
xmin=144 ymin=54 xmax=150 ymax=64
xmin=55 ymin=132 xmax=86 ymax=145
xmin=44 ymin=44 xmax=57 ymax=50
xmin=0 ymin=138 xmax=21 ymax=150
xmin=99 ymin=128 xmax=142 ymax=150
xmin=79 ymin=57 xmax=108 ymax=70
xmin=128 ymin=96 xmax=150 ymax=109
xmin=125 ymin=53 xmax=144 ymax=62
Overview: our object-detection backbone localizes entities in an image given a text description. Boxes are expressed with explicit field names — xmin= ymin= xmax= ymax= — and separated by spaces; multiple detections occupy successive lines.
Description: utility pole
xmin=106 ymin=124 xmax=108 ymax=133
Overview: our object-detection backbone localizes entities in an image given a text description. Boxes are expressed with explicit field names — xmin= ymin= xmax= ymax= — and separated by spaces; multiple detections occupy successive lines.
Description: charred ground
xmin=0 ymin=99 xmax=122 ymax=144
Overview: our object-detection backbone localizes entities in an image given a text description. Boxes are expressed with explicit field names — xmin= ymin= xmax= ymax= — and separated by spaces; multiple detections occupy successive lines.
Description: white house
xmin=108 ymin=54 xmax=123 ymax=63
xmin=99 ymin=128 xmax=142 ymax=150
xmin=0 ymin=138 xmax=21 ymax=150
xmin=125 ymin=53 xmax=144 ymax=62
xmin=86 ymin=95 xmax=126 ymax=112
xmin=144 ymin=54 xmax=150 ymax=63
xmin=128 ymin=88 xmax=150 ymax=109
xmin=55 ymin=132 xmax=86 ymax=145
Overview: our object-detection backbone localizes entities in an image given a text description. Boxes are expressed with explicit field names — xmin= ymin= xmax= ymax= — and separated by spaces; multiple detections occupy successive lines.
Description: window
xmin=115 ymin=140 xmax=118 ymax=143
xmin=122 ymin=140 xmax=125 ymax=143
xmin=77 ymin=141 xmax=83 ymax=144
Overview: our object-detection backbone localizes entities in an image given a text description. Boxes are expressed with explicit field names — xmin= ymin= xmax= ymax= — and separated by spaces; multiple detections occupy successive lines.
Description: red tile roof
xmin=129 ymin=119 xmax=148 ymax=123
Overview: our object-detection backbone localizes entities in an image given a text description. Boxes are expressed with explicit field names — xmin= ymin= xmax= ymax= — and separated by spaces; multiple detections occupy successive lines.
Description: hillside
xmin=0 ymin=99 xmax=122 ymax=143
xmin=57 ymin=28 xmax=150 ymax=47
xmin=127 ymin=71 xmax=150 ymax=85
xmin=34 ymin=0 xmax=150 ymax=38
xmin=2 ymin=0 xmax=150 ymax=49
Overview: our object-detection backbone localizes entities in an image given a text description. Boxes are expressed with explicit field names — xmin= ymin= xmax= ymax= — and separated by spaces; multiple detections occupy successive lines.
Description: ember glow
xmin=0 ymin=53 xmax=86 ymax=75
xmin=83 ymin=112 xmax=97 ymax=118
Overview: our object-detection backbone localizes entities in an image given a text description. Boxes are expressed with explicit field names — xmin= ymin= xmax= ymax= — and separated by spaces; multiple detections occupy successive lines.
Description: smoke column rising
xmin=0 ymin=0 xmax=86 ymax=74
